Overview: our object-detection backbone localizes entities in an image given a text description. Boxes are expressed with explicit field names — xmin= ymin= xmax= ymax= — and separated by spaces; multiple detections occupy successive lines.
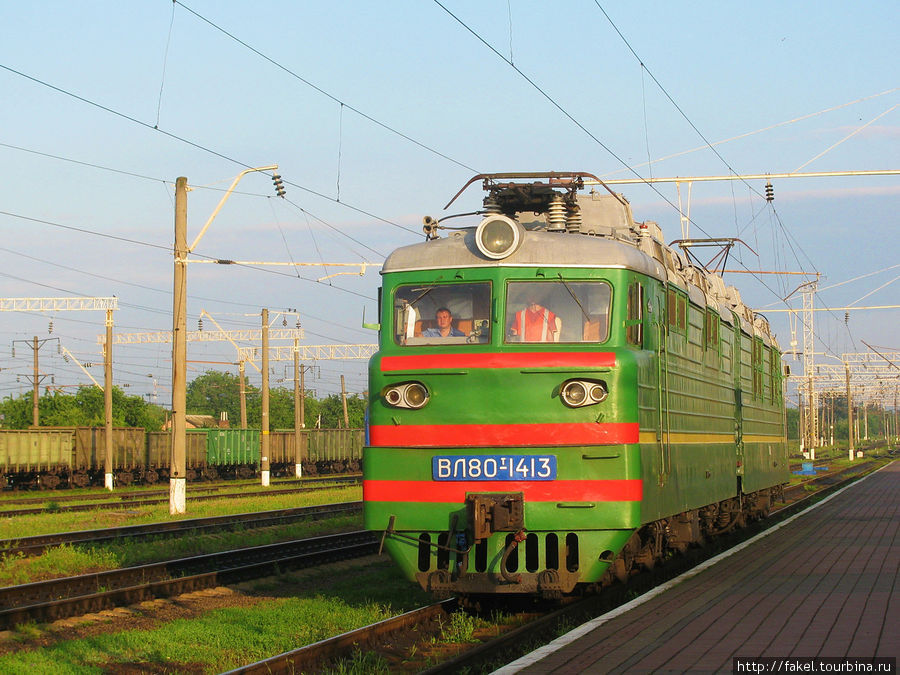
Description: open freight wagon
xmin=0 ymin=427 xmax=363 ymax=488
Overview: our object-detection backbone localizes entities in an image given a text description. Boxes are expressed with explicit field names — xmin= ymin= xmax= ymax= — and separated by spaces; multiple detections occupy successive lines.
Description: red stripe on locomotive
xmin=364 ymin=478 xmax=643 ymax=503
xmin=379 ymin=351 xmax=616 ymax=371
xmin=368 ymin=422 xmax=639 ymax=447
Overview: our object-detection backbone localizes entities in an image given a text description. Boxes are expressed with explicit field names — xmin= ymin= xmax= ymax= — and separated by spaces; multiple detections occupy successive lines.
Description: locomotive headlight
xmin=561 ymin=381 xmax=588 ymax=407
xmin=475 ymin=215 xmax=523 ymax=260
xmin=383 ymin=382 xmax=430 ymax=409
xmin=403 ymin=383 xmax=429 ymax=409
xmin=385 ymin=388 xmax=403 ymax=406
xmin=560 ymin=379 xmax=608 ymax=408
xmin=589 ymin=382 xmax=608 ymax=403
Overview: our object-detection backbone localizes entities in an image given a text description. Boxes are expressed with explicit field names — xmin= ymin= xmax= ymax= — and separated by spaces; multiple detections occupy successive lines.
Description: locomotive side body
xmin=364 ymin=175 xmax=788 ymax=597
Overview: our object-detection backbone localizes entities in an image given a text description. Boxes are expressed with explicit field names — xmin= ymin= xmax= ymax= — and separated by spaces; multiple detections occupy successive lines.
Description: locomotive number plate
xmin=432 ymin=455 xmax=557 ymax=481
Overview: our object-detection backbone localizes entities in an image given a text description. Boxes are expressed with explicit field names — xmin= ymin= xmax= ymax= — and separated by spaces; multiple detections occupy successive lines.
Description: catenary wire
xmin=173 ymin=0 xmax=480 ymax=175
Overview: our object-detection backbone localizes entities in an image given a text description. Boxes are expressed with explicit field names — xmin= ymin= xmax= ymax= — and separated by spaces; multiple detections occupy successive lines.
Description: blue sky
xmin=1 ymin=1 xmax=897 ymax=404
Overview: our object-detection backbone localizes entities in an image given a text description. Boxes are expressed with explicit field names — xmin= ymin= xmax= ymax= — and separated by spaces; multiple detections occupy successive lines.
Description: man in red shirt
xmin=509 ymin=299 xmax=562 ymax=342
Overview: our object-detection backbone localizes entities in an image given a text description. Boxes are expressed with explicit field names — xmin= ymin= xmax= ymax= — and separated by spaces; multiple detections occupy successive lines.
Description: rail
xmin=0 ymin=476 xmax=361 ymax=518
xmin=0 ymin=501 xmax=362 ymax=557
xmin=0 ymin=530 xmax=378 ymax=630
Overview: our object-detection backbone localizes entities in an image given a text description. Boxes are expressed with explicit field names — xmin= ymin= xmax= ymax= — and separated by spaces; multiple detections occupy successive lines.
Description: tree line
xmin=0 ymin=370 xmax=365 ymax=431
xmin=785 ymin=399 xmax=894 ymax=441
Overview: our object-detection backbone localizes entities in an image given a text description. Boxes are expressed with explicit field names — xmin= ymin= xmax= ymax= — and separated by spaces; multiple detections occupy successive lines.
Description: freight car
xmin=0 ymin=427 xmax=363 ymax=488
xmin=364 ymin=172 xmax=788 ymax=597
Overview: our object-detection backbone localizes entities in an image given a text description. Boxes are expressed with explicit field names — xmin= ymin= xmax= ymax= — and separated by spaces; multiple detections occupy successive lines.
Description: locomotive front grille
xmin=415 ymin=531 xmax=579 ymax=575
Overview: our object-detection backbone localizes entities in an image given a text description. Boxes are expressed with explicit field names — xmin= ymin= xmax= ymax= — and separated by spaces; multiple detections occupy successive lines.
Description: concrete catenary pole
xmin=293 ymin=338 xmax=303 ymax=478
xmin=894 ymin=387 xmax=900 ymax=446
xmin=104 ymin=309 xmax=114 ymax=490
xmin=170 ymin=176 xmax=188 ymax=515
xmin=300 ymin=363 xmax=306 ymax=430
xmin=260 ymin=308 xmax=270 ymax=486
xmin=239 ymin=360 xmax=247 ymax=428
xmin=32 ymin=336 xmax=39 ymax=427
xmin=341 ymin=374 xmax=349 ymax=428
xmin=846 ymin=364 xmax=854 ymax=461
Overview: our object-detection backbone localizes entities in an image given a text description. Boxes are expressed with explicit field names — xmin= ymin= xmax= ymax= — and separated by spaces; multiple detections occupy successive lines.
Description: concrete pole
xmin=260 ymin=308 xmax=270 ymax=486
xmin=239 ymin=360 xmax=247 ymax=428
xmin=32 ymin=336 xmax=39 ymax=427
xmin=864 ymin=404 xmax=869 ymax=440
xmin=341 ymin=374 xmax=349 ymax=428
xmin=293 ymin=339 xmax=302 ymax=478
xmin=300 ymin=363 xmax=306 ymax=429
xmin=894 ymin=387 xmax=900 ymax=446
xmin=829 ymin=395 xmax=834 ymax=447
xmin=170 ymin=176 xmax=188 ymax=515
xmin=104 ymin=310 xmax=114 ymax=490
xmin=846 ymin=365 xmax=854 ymax=461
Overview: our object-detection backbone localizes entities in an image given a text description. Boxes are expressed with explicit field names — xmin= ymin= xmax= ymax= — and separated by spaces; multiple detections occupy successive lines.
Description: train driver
xmin=423 ymin=307 xmax=465 ymax=338
xmin=509 ymin=298 xmax=562 ymax=342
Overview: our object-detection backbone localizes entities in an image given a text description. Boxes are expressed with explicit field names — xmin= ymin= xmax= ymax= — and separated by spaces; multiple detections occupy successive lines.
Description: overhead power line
xmin=430 ymin=2 xmax=803 ymax=316
xmin=592 ymin=1 xmax=756 ymax=194
xmin=173 ymin=0 xmax=479 ymax=175
xmin=0 ymin=63 xmax=418 ymax=236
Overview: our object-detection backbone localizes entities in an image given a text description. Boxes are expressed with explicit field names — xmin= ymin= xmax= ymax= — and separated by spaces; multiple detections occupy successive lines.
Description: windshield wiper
xmin=557 ymin=273 xmax=591 ymax=321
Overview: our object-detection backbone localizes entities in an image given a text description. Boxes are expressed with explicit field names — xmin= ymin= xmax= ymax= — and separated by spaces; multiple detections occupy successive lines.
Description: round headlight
xmin=403 ymin=383 xmax=429 ymax=409
xmin=589 ymin=383 xmax=608 ymax=403
xmin=476 ymin=215 xmax=522 ymax=259
xmin=561 ymin=381 xmax=588 ymax=407
xmin=385 ymin=388 xmax=403 ymax=406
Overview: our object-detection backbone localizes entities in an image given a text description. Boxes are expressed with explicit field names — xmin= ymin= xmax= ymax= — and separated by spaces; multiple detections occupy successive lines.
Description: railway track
xmin=0 ymin=458 xmax=883 ymax=668
xmin=221 ymin=459 xmax=887 ymax=674
xmin=0 ymin=476 xmax=361 ymax=518
xmin=0 ymin=530 xmax=378 ymax=630
xmin=0 ymin=501 xmax=362 ymax=557
xmin=223 ymin=599 xmax=459 ymax=675
xmin=0 ymin=474 xmax=360 ymax=505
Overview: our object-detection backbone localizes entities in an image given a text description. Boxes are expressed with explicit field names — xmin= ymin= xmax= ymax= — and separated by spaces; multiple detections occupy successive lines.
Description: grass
xmin=327 ymin=650 xmax=393 ymax=675
xmin=0 ymin=597 xmax=396 ymax=674
xmin=437 ymin=611 xmax=484 ymax=644
xmin=0 ymin=545 xmax=122 ymax=587
xmin=0 ymin=476 xmax=357 ymax=513
xmin=0 ymin=513 xmax=362 ymax=587
xmin=0 ymin=484 xmax=361 ymax=540
xmin=0 ymin=558 xmax=431 ymax=675
xmin=0 ymin=485 xmax=362 ymax=586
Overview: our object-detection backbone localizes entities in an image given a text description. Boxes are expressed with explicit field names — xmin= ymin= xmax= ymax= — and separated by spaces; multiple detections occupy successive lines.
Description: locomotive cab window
xmin=505 ymin=280 xmax=611 ymax=343
xmin=393 ymin=282 xmax=491 ymax=345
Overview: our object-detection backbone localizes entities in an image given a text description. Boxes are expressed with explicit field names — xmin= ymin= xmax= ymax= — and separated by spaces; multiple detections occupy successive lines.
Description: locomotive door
xmin=656 ymin=302 xmax=671 ymax=486
xmin=732 ymin=315 xmax=745 ymax=479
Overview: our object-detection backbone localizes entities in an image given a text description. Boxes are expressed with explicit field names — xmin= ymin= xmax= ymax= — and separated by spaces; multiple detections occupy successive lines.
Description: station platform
xmin=497 ymin=461 xmax=898 ymax=674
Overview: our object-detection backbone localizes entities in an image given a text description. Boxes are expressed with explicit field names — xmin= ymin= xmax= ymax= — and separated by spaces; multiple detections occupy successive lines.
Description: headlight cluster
xmin=560 ymin=379 xmax=608 ymax=408
xmin=383 ymin=382 xmax=429 ymax=409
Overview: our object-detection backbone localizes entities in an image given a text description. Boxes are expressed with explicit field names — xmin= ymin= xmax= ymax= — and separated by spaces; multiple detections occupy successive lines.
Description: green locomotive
xmin=364 ymin=173 xmax=788 ymax=597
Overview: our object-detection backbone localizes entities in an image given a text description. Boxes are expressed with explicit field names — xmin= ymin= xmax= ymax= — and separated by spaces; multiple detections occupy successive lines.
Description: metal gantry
xmin=236 ymin=343 xmax=377 ymax=363
xmin=0 ymin=297 xmax=118 ymax=312
xmin=800 ymin=280 xmax=818 ymax=456
xmin=99 ymin=327 xmax=304 ymax=345
xmin=807 ymin=349 xmax=900 ymax=454
xmin=1 ymin=297 xmax=119 ymax=490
